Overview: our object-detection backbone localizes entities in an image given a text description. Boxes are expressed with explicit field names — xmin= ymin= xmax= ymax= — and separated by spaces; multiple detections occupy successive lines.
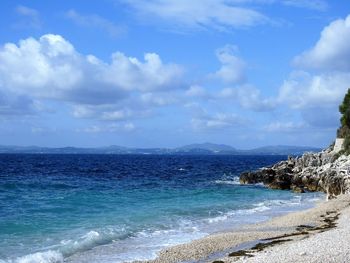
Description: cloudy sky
xmin=0 ymin=0 xmax=349 ymax=148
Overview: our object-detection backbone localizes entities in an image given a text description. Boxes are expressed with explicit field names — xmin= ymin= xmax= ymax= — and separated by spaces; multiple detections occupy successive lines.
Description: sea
xmin=0 ymin=154 xmax=324 ymax=263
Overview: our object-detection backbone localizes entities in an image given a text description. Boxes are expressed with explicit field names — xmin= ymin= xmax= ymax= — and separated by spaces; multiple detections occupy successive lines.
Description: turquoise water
xmin=0 ymin=154 xmax=324 ymax=263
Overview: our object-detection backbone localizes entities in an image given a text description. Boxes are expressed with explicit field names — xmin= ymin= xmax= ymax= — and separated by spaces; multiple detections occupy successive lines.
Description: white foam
xmin=59 ymin=230 xmax=112 ymax=256
xmin=62 ymin=226 xmax=207 ymax=263
xmin=214 ymin=173 xmax=268 ymax=187
xmin=214 ymin=180 xmax=239 ymax=185
xmin=4 ymin=193 xmax=324 ymax=263
xmin=6 ymin=229 xmax=124 ymax=263
xmin=207 ymin=214 xmax=229 ymax=223
xmin=205 ymin=194 xmax=323 ymax=228
xmin=78 ymin=230 xmax=101 ymax=247
xmin=65 ymin=194 xmax=322 ymax=262
xmin=214 ymin=175 xmax=240 ymax=185
xmin=14 ymin=250 xmax=63 ymax=263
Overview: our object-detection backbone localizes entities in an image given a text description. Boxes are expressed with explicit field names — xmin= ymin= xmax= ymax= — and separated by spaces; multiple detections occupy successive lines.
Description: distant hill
xmin=175 ymin=143 xmax=238 ymax=154
xmin=246 ymin=145 xmax=322 ymax=155
xmin=0 ymin=143 xmax=322 ymax=155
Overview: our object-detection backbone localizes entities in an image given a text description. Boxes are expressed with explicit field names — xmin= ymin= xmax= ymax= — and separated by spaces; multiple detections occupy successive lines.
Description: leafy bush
xmin=339 ymin=88 xmax=350 ymax=128
xmin=344 ymin=135 xmax=350 ymax=155
xmin=339 ymin=89 xmax=350 ymax=154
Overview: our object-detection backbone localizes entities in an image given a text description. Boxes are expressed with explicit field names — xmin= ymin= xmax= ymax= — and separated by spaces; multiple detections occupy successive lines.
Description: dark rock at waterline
xmin=239 ymin=145 xmax=350 ymax=199
xmin=240 ymin=168 xmax=276 ymax=185
xmin=291 ymin=185 xmax=305 ymax=193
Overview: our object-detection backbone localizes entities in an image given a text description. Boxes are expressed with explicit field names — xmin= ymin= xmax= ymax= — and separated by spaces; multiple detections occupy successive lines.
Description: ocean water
xmin=0 ymin=154 xmax=324 ymax=263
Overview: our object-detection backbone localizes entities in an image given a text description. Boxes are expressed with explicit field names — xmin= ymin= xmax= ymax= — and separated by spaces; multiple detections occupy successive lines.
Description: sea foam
xmin=13 ymin=251 xmax=63 ymax=263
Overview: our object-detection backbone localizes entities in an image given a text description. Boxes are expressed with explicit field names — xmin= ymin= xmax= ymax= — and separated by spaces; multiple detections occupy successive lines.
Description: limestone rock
xmin=239 ymin=145 xmax=350 ymax=199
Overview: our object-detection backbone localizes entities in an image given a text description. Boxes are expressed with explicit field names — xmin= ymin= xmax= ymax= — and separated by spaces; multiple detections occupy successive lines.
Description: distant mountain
xmin=175 ymin=143 xmax=238 ymax=154
xmin=245 ymin=145 xmax=322 ymax=155
xmin=0 ymin=143 xmax=322 ymax=155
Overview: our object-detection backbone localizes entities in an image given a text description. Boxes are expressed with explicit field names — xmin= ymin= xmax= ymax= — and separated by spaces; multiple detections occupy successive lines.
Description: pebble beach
xmin=141 ymin=194 xmax=350 ymax=263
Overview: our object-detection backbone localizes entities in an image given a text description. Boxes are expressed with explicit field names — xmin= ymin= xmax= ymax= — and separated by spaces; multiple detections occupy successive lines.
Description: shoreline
xmin=138 ymin=194 xmax=350 ymax=263
xmin=63 ymin=190 xmax=322 ymax=263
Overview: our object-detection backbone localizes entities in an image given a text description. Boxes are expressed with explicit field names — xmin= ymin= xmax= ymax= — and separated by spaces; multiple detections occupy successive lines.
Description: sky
xmin=0 ymin=0 xmax=349 ymax=149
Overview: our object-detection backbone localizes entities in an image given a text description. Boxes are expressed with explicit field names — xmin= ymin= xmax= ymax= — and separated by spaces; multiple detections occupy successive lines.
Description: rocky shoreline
xmin=240 ymin=143 xmax=350 ymax=199
xmin=138 ymin=194 xmax=350 ymax=263
xmin=135 ymin=144 xmax=350 ymax=263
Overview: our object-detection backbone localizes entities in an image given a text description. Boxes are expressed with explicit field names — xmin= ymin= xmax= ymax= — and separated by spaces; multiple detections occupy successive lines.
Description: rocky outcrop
xmin=240 ymin=145 xmax=350 ymax=199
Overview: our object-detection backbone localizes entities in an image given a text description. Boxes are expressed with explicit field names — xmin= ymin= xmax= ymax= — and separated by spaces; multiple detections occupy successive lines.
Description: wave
xmin=214 ymin=179 xmax=240 ymax=185
xmin=60 ymin=230 xmax=107 ymax=256
xmin=3 ymin=195 xmax=324 ymax=263
xmin=61 ymin=226 xmax=206 ymax=263
xmin=3 ymin=229 xmax=127 ymax=263
xmin=213 ymin=173 xmax=266 ymax=186
xmin=204 ymin=194 xmax=322 ymax=226
xmin=3 ymin=250 xmax=63 ymax=263
xmin=214 ymin=173 xmax=240 ymax=185
xmin=69 ymin=195 xmax=319 ymax=261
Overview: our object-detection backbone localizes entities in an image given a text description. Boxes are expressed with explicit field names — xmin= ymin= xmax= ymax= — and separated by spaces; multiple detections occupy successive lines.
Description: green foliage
xmin=339 ymin=88 xmax=350 ymax=127
xmin=344 ymin=135 xmax=350 ymax=155
xmin=339 ymin=89 xmax=350 ymax=153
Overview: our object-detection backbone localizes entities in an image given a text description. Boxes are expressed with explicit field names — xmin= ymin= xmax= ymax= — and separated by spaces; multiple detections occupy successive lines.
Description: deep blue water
xmin=0 ymin=154 xmax=323 ymax=263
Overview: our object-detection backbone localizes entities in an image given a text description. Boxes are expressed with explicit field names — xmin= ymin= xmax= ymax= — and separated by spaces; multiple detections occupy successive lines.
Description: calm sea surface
xmin=0 ymin=154 xmax=323 ymax=263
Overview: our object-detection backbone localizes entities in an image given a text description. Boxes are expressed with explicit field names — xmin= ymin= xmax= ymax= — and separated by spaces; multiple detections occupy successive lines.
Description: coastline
xmin=138 ymin=194 xmax=350 ymax=263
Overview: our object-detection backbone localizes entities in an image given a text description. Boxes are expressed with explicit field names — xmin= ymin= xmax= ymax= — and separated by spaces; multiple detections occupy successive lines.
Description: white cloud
xmin=192 ymin=112 xmax=247 ymax=130
xmin=185 ymin=101 xmax=248 ymax=131
xmin=278 ymin=71 xmax=350 ymax=109
xmin=217 ymin=86 xmax=276 ymax=111
xmin=103 ymin=52 xmax=184 ymax=92
xmin=77 ymin=122 xmax=136 ymax=133
xmin=293 ymin=14 xmax=350 ymax=71
xmin=263 ymin=121 xmax=306 ymax=132
xmin=122 ymin=0 xmax=270 ymax=31
xmin=275 ymin=14 xmax=350 ymax=131
xmin=212 ymin=45 xmax=246 ymax=84
xmin=121 ymin=0 xmax=327 ymax=32
xmin=101 ymin=109 xmax=131 ymax=121
xmin=0 ymin=35 xmax=80 ymax=99
xmin=218 ymin=87 xmax=236 ymax=98
xmin=185 ymin=85 xmax=208 ymax=97
xmin=16 ymin=5 xmax=39 ymax=18
xmin=206 ymin=44 xmax=275 ymax=111
xmin=140 ymin=92 xmax=178 ymax=106
xmin=282 ymin=0 xmax=328 ymax=11
xmin=0 ymin=34 xmax=184 ymax=118
xmin=236 ymin=85 xmax=276 ymax=111
xmin=65 ymin=9 xmax=125 ymax=37
xmin=31 ymin=126 xmax=58 ymax=135
xmin=72 ymin=105 xmax=95 ymax=119
xmin=0 ymin=92 xmax=39 ymax=117
xmin=72 ymin=104 xmax=152 ymax=122
xmin=15 ymin=5 xmax=41 ymax=29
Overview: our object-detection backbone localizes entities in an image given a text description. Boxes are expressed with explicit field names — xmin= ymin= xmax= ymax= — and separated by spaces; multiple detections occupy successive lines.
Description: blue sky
xmin=0 ymin=0 xmax=349 ymax=148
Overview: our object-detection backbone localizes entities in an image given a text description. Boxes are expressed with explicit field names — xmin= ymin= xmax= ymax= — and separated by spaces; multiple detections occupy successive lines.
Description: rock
xmin=291 ymin=185 xmax=305 ymax=193
xmin=239 ymin=144 xmax=350 ymax=199
xmin=268 ymin=181 xmax=290 ymax=190
xmin=239 ymin=168 xmax=276 ymax=185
